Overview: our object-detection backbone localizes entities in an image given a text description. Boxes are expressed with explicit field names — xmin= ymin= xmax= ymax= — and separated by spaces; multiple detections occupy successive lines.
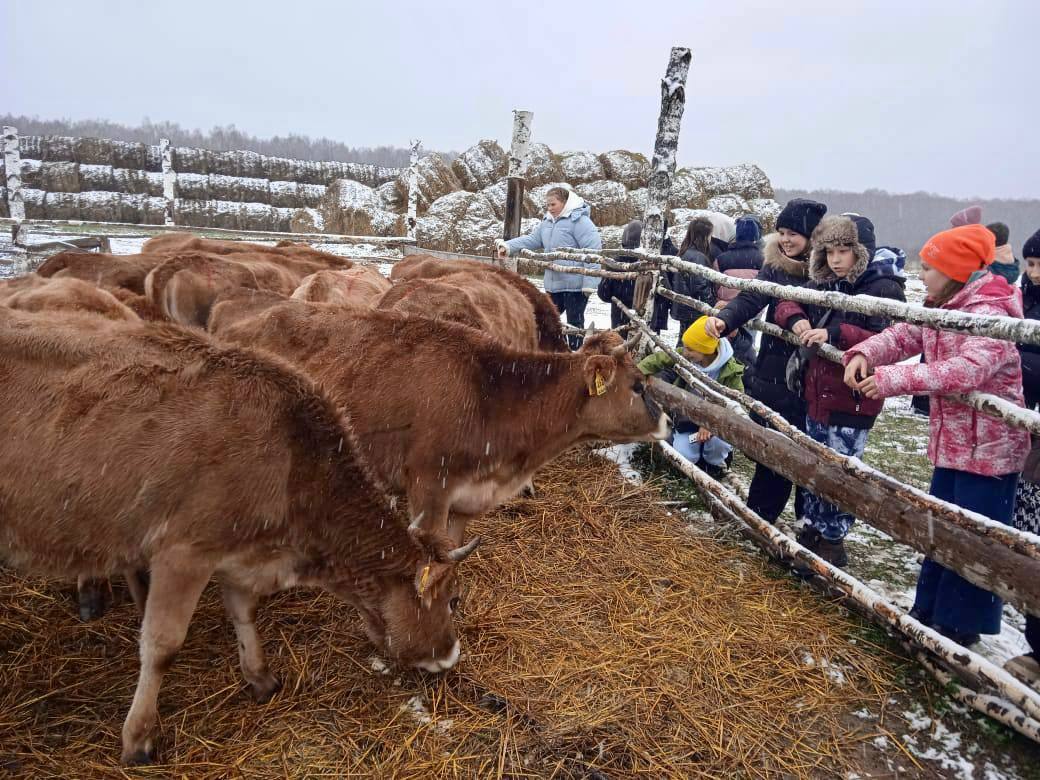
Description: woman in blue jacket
xmin=497 ymin=187 xmax=602 ymax=348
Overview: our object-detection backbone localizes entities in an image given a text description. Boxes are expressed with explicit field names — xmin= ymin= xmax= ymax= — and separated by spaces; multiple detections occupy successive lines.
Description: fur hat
xmin=986 ymin=221 xmax=1010 ymax=247
xmin=776 ymin=198 xmax=827 ymax=239
xmin=1023 ymin=228 xmax=1040 ymax=261
xmin=809 ymin=216 xmax=871 ymax=284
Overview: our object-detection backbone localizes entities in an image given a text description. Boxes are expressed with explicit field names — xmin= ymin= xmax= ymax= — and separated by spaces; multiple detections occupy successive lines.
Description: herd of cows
xmin=0 ymin=235 xmax=672 ymax=764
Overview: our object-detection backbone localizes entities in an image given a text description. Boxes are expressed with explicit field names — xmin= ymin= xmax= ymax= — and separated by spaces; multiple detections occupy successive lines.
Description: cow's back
xmin=144 ymin=234 xmax=351 ymax=272
xmin=377 ymin=278 xmax=495 ymax=337
xmin=0 ymin=276 xmax=140 ymax=322
xmin=35 ymin=251 xmax=163 ymax=295
xmin=292 ymin=267 xmax=390 ymax=308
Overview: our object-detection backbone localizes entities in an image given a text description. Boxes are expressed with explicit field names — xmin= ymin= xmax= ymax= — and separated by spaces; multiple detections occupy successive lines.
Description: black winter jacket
xmin=1021 ymin=275 xmax=1040 ymax=409
xmin=665 ymin=248 xmax=716 ymax=324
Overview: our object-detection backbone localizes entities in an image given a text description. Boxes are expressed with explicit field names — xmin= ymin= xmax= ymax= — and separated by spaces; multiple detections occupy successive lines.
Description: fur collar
xmin=763 ymin=234 xmax=809 ymax=278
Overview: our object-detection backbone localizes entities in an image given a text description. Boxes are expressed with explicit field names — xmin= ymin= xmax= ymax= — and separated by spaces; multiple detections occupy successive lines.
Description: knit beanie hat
xmin=734 ymin=215 xmax=761 ymax=244
xmin=949 ymin=205 xmax=983 ymax=228
xmin=842 ymin=213 xmax=877 ymax=258
xmin=621 ymin=220 xmax=643 ymax=250
xmin=682 ymin=316 xmax=719 ymax=355
xmin=776 ymin=198 xmax=827 ymax=239
xmin=1024 ymin=229 xmax=1040 ymax=261
xmin=919 ymin=225 xmax=996 ymax=283
xmin=986 ymin=222 xmax=1010 ymax=247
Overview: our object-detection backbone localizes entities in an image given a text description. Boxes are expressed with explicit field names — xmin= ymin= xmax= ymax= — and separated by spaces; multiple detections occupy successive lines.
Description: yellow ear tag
xmin=418 ymin=564 xmax=432 ymax=597
xmin=594 ymin=372 xmax=608 ymax=396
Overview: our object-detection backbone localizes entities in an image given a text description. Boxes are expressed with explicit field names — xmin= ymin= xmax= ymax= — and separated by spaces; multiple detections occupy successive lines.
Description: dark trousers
xmin=745 ymin=395 xmax=807 ymax=523
xmin=912 ymin=468 xmax=1019 ymax=637
xmin=1027 ymin=614 xmax=1040 ymax=657
xmin=550 ymin=291 xmax=589 ymax=350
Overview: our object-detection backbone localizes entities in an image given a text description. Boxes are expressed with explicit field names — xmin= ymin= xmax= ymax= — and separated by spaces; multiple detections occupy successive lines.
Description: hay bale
xmin=78 ymin=164 xmax=114 ymax=192
xmin=524 ymin=142 xmax=563 ymax=187
xmin=236 ymin=202 xmax=286 ymax=232
xmin=681 ymin=164 xmax=774 ymax=202
xmin=598 ymin=150 xmax=650 ymax=189
xmin=576 ymin=180 xmax=636 ymax=226
xmin=369 ymin=210 xmax=405 ymax=237
xmin=175 ymin=172 xmax=210 ymax=201
xmin=76 ymin=191 xmax=123 ymax=222
xmin=109 ymin=141 xmax=147 ymax=171
xmin=598 ymin=224 xmax=624 ymax=250
xmin=422 ymin=191 xmax=499 ymax=253
xmin=706 ymin=193 xmax=750 ymax=218
xmin=451 ymin=139 xmax=508 ymax=192
xmin=111 ymin=167 xmax=162 ymax=196
xmin=415 ymin=214 xmax=451 ymax=250
xmin=376 ymin=181 xmax=402 ymax=212
xmin=171 ymin=147 xmax=208 ymax=175
xmin=478 ymin=179 xmax=537 ymax=220
xmin=18 ymin=159 xmax=42 ymax=189
xmin=19 ymin=135 xmax=41 ymax=159
xmin=0 ymin=188 xmax=7 ymax=219
xmin=39 ymin=136 xmax=75 ymax=162
xmin=40 ymin=162 xmax=80 ymax=193
xmin=557 ymin=150 xmax=605 ymax=185
xmin=207 ymin=174 xmax=270 ymax=205
xmin=392 ymin=154 xmax=461 ymax=215
xmin=174 ymin=198 xmax=213 ymax=228
xmin=144 ymin=144 xmax=162 ymax=172
xmin=117 ymin=193 xmax=145 ymax=223
xmin=269 ymin=181 xmax=299 ymax=208
xmin=669 ymin=170 xmax=710 ymax=210
xmin=748 ymin=198 xmax=782 ymax=232
xmin=262 ymin=155 xmax=298 ymax=182
xmin=291 ymin=207 xmax=325 ymax=234
xmin=42 ymin=191 xmax=79 ymax=220
xmin=320 ymin=179 xmax=392 ymax=235
xmin=293 ymin=159 xmax=325 ymax=186
xmin=71 ymin=137 xmax=113 ymax=166
xmin=299 ymin=183 xmax=326 ymax=208
xmin=22 ymin=189 xmax=45 ymax=219
xmin=142 ymin=196 xmax=168 ymax=225
xmin=206 ymin=150 xmax=264 ymax=178
xmin=627 ymin=187 xmax=648 ymax=217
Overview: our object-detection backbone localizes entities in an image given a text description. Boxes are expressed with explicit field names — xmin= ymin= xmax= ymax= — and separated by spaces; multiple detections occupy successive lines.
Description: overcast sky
xmin=3 ymin=0 xmax=1036 ymax=199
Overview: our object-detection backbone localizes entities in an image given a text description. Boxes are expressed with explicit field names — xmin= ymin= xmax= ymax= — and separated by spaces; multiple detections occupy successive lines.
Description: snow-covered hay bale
xmin=78 ymin=164 xmax=114 ymax=193
xmin=598 ymin=150 xmax=650 ymax=190
xmin=37 ymin=136 xmax=75 ymax=163
xmin=0 ymin=188 xmax=7 ymax=219
xmin=681 ymin=164 xmax=774 ymax=202
xmin=557 ymin=150 xmax=605 ymax=185
xmin=19 ymin=136 xmax=42 ymax=159
xmin=41 ymin=191 xmax=79 ymax=220
xmin=109 ymin=141 xmax=149 ymax=172
xmin=669 ymin=170 xmax=710 ymax=211
xmin=204 ymin=149 xmax=265 ymax=179
xmin=174 ymin=199 xmax=213 ymax=228
xmin=290 ymin=207 xmax=325 ymax=234
xmin=22 ymin=189 xmax=45 ymax=219
xmin=576 ymin=180 xmax=636 ymax=226
xmin=171 ymin=147 xmax=209 ymax=175
xmin=268 ymin=181 xmax=324 ymax=209
xmin=452 ymin=139 xmax=508 ymax=192
xmin=175 ymin=173 xmax=209 ymax=201
xmin=393 ymin=154 xmax=461 ymax=216
xmin=70 ymin=137 xmax=113 ymax=166
xmin=598 ymin=224 xmax=624 ymax=250
xmin=706 ymin=194 xmax=750 ymax=219
xmin=261 ymin=156 xmax=298 ymax=182
xmin=376 ymin=181 xmax=402 ymax=212
xmin=748 ymin=198 xmax=782 ymax=232
xmin=76 ymin=191 xmax=122 ymax=223
xmin=322 ymin=161 xmax=400 ymax=189
xmin=206 ymin=174 xmax=270 ymax=205
xmin=110 ymin=167 xmax=163 ymax=197
xmin=479 ymin=179 xmax=537 ymax=220
xmin=320 ymin=180 xmax=402 ymax=236
xmin=39 ymin=162 xmax=80 ymax=194
xmin=416 ymin=191 xmax=500 ymax=253
xmin=524 ymin=142 xmax=564 ymax=187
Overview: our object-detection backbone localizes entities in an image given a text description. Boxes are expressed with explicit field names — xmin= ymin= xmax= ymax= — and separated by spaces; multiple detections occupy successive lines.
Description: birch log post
xmin=159 ymin=138 xmax=176 ymax=226
xmin=3 ymin=126 xmax=25 ymax=221
xmin=406 ymin=139 xmax=420 ymax=241
xmin=502 ymin=110 xmax=533 ymax=273
xmin=632 ymin=46 xmax=691 ymax=335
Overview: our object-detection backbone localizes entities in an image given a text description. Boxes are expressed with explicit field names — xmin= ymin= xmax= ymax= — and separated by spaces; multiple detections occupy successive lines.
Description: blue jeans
xmin=912 ymin=467 xmax=1019 ymax=637
xmin=671 ymin=430 xmax=732 ymax=467
xmin=803 ymin=417 xmax=869 ymax=541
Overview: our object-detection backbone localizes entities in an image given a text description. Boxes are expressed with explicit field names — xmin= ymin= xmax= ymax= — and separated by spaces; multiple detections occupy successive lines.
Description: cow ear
xmin=583 ymin=354 xmax=616 ymax=397
xmin=415 ymin=561 xmax=452 ymax=609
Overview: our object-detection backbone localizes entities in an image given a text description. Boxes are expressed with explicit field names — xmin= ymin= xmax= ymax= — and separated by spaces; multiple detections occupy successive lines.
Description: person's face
xmin=681 ymin=345 xmax=715 ymax=366
xmin=777 ymin=228 xmax=808 ymax=258
xmin=1026 ymin=257 xmax=1040 ymax=285
xmin=546 ymin=195 xmax=565 ymax=218
xmin=920 ymin=261 xmax=954 ymax=301
xmin=827 ymin=245 xmax=857 ymax=278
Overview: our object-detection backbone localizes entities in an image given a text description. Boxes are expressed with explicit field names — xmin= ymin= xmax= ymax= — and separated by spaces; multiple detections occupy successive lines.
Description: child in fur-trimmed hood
xmin=775 ymin=215 xmax=906 ymax=567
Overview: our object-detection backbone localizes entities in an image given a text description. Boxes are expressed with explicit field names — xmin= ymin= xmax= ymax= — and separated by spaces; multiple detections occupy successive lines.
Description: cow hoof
xmin=250 ymin=675 xmax=282 ymax=704
xmin=519 ymin=483 xmax=536 ymax=499
xmin=121 ymin=744 xmax=156 ymax=766
xmin=77 ymin=581 xmax=109 ymax=622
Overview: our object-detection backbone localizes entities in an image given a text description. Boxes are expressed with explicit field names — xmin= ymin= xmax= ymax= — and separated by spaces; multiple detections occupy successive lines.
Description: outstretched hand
xmin=704 ymin=317 xmax=726 ymax=339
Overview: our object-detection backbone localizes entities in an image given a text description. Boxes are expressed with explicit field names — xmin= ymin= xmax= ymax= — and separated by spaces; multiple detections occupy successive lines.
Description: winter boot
xmin=935 ymin=624 xmax=980 ymax=648
xmin=795 ymin=527 xmax=848 ymax=569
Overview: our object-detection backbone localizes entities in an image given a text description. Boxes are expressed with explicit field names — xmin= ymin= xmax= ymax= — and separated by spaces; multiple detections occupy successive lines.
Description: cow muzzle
xmin=644 ymin=395 xmax=672 ymax=440
xmin=415 ymin=639 xmax=460 ymax=673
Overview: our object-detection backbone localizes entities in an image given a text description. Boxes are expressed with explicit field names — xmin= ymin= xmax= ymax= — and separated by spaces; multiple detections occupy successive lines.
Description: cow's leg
xmin=76 ymin=575 xmax=112 ymax=621
xmin=220 ymin=582 xmax=281 ymax=702
xmin=124 ymin=569 xmax=150 ymax=616
xmin=121 ymin=554 xmax=210 ymax=766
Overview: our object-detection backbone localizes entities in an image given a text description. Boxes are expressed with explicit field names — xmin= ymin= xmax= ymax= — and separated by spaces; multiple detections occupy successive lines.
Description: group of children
xmin=637 ymin=198 xmax=1040 ymax=686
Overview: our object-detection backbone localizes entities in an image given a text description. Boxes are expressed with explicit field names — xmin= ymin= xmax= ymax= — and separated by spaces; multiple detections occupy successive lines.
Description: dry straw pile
xmin=0 ymin=449 xmax=900 ymax=778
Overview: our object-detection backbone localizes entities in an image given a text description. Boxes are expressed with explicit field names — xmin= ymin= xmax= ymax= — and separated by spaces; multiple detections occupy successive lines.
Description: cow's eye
xmin=449 ymin=596 xmax=461 ymax=613
xmin=633 ymin=380 xmax=645 ymax=395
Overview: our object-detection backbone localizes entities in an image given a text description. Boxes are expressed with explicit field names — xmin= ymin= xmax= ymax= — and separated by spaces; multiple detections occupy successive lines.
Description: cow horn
xmin=447 ymin=535 xmax=481 ymax=563
xmin=610 ymin=332 xmax=641 ymax=357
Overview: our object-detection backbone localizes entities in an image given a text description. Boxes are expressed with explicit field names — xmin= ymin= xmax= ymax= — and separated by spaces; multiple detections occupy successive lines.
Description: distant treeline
xmin=0 ymin=114 xmax=456 ymax=168
xmin=777 ymin=188 xmax=1039 ymax=268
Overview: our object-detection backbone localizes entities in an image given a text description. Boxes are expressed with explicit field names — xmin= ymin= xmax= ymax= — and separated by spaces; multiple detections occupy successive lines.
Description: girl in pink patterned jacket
xmin=843 ymin=224 xmax=1029 ymax=646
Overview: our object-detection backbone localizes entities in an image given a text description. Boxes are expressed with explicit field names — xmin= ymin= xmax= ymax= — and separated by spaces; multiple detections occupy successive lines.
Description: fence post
xmin=633 ymin=47 xmax=692 ymax=324
xmin=3 ymin=126 xmax=25 ymax=221
xmin=406 ymin=139 xmax=421 ymax=241
xmin=502 ymin=110 xmax=533 ymax=273
xmin=159 ymin=138 xmax=176 ymax=226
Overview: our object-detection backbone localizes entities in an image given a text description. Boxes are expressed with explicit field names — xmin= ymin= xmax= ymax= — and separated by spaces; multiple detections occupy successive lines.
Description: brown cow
xmin=292 ymin=266 xmax=391 ymax=307
xmin=142 ymin=233 xmax=352 ymax=270
xmin=378 ymin=278 xmax=493 ymax=333
xmin=145 ymin=251 xmax=304 ymax=327
xmin=390 ymin=254 xmax=569 ymax=352
xmin=35 ymin=250 xmax=164 ymax=295
xmin=0 ymin=275 xmax=139 ymax=322
xmin=0 ymin=308 xmax=473 ymax=764
xmin=216 ymin=303 xmax=670 ymax=554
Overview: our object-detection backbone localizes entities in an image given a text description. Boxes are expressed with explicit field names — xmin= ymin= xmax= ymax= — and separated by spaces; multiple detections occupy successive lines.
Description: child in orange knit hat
xmin=843 ymin=224 xmax=1028 ymax=646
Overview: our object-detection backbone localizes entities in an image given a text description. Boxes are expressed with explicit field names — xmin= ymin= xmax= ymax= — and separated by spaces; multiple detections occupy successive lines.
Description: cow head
xmin=332 ymin=535 xmax=478 ymax=673
xmin=576 ymin=330 xmax=671 ymax=442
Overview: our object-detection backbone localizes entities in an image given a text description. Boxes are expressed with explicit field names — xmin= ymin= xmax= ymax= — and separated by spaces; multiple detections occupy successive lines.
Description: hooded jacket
xmin=845 ymin=272 xmax=1029 ymax=476
xmin=775 ymin=216 xmax=906 ymax=427
xmin=713 ymin=216 xmax=763 ymax=303
xmin=716 ymin=233 xmax=811 ymax=420
xmin=504 ymin=189 xmax=602 ymax=293
xmin=1020 ymin=273 xmax=1040 ymax=410
xmin=637 ymin=337 xmax=744 ymax=433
